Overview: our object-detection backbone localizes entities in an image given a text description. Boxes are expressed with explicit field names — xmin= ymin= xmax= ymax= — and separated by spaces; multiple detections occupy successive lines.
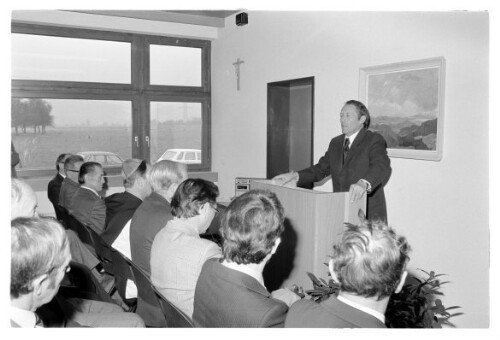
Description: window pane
xmin=151 ymin=102 xmax=202 ymax=164
xmin=150 ymin=45 xmax=201 ymax=86
xmin=11 ymin=98 xmax=131 ymax=170
xmin=12 ymin=33 xmax=131 ymax=83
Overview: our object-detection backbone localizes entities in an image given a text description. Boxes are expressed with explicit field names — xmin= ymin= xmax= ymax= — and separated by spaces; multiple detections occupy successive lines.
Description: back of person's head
xmin=78 ymin=161 xmax=101 ymax=184
xmin=148 ymin=160 xmax=187 ymax=192
xmin=122 ymin=159 xmax=148 ymax=188
xmin=11 ymin=217 xmax=69 ymax=299
xmin=331 ymin=220 xmax=411 ymax=300
xmin=55 ymin=153 xmax=71 ymax=172
xmin=345 ymin=99 xmax=370 ymax=129
xmin=63 ymin=154 xmax=84 ymax=173
xmin=221 ymin=189 xmax=285 ymax=265
xmin=171 ymin=178 xmax=219 ymax=218
xmin=11 ymin=178 xmax=38 ymax=219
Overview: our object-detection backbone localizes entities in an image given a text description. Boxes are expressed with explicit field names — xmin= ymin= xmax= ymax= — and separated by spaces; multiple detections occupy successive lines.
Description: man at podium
xmin=273 ymin=100 xmax=391 ymax=222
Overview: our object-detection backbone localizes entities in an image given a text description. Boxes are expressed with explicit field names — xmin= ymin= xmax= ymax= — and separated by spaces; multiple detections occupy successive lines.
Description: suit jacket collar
xmin=210 ymin=259 xmax=270 ymax=298
xmin=321 ymin=295 xmax=386 ymax=328
xmin=342 ymin=128 xmax=368 ymax=168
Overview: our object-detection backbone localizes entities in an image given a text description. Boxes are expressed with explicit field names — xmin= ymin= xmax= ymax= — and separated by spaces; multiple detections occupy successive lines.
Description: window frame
xmin=11 ymin=22 xmax=212 ymax=177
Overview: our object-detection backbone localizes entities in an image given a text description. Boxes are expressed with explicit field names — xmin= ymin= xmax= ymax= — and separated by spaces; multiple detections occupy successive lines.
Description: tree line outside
xmin=11 ymin=98 xmax=54 ymax=134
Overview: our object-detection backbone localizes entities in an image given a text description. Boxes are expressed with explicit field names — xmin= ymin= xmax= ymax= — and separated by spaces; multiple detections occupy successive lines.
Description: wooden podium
xmin=250 ymin=180 xmax=366 ymax=291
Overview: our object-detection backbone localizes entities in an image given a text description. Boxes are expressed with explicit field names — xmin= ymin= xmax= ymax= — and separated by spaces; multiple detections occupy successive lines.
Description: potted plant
xmin=305 ymin=268 xmax=462 ymax=328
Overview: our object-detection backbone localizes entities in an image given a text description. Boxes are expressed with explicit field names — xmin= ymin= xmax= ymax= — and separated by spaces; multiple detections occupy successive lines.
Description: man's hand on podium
xmin=272 ymin=171 xmax=299 ymax=188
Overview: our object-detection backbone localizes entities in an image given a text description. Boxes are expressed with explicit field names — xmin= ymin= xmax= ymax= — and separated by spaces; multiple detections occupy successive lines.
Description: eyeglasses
xmin=66 ymin=169 xmax=79 ymax=173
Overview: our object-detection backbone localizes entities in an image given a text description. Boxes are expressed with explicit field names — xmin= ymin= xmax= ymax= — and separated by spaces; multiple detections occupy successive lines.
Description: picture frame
xmin=359 ymin=57 xmax=446 ymax=161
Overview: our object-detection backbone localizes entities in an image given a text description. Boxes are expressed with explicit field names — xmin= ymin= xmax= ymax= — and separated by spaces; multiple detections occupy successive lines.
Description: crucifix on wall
xmin=233 ymin=57 xmax=244 ymax=91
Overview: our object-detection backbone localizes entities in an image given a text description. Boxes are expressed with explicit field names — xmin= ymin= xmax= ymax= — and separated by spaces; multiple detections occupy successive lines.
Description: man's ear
xmin=32 ymin=274 xmax=49 ymax=297
xmin=166 ymin=183 xmax=179 ymax=201
xmin=395 ymin=270 xmax=408 ymax=294
xmin=270 ymin=237 xmax=282 ymax=255
xmin=328 ymin=258 xmax=339 ymax=283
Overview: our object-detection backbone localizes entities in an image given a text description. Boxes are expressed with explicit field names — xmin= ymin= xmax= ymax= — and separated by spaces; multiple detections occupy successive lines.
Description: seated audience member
xmin=12 ymin=179 xmax=104 ymax=283
xmin=47 ymin=153 xmax=71 ymax=221
xmin=128 ymin=160 xmax=187 ymax=327
xmin=70 ymin=161 xmax=106 ymax=234
xmin=151 ymin=178 xmax=222 ymax=318
xmin=59 ymin=155 xmax=84 ymax=210
xmin=193 ymin=189 xmax=293 ymax=327
xmin=10 ymin=217 xmax=145 ymax=328
xmin=285 ymin=220 xmax=411 ymax=328
xmin=130 ymin=160 xmax=187 ymax=277
xmin=11 ymin=179 xmax=144 ymax=327
xmin=11 ymin=216 xmax=74 ymax=327
xmin=102 ymin=159 xmax=151 ymax=245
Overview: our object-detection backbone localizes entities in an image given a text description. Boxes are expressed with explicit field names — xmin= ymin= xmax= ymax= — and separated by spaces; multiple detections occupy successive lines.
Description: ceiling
xmin=68 ymin=10 xmax=242 ymax=28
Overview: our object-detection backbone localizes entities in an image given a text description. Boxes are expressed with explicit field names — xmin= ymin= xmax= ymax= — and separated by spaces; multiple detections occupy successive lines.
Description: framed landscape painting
xmin=359 ymin=57 xmax=446 ymax=161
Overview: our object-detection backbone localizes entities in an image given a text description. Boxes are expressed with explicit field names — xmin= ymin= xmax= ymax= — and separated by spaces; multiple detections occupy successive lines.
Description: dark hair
xmin=56 ymin=153 xmax=70 ymax=171
xmin=332 ymin=220 xmax=411 ymax=299
xmin=221 ymin=189 xmax=285 ymax=265
xmin=78 ymin=161 xmax=101 ymax=184
xmin=171 ymin=178 xmax=219 ymax=219
xmin=345 ymin=100 xmax=370 ymax=129
xmin=63 ymin=155 xmax=84 ymax=172
xmin=124 ymin=160 xmax=148 ymax=188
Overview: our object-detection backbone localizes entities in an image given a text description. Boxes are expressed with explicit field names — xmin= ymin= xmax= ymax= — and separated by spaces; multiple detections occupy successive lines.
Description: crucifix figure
xmin=233 ymin=57 xmax=244 ymax=91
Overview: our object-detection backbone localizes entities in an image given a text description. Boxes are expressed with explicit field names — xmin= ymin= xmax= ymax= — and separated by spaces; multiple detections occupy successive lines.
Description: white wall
xmin=211 ymin=11 xmax=489 ymax=327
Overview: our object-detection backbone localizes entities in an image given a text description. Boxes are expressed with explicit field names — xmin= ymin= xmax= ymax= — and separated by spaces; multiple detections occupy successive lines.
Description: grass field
xmin=12 ymin=121 xmax=202 ymax=169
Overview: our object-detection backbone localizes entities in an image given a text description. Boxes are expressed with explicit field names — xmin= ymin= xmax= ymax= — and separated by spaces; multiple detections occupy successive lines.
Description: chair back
xmin=110 ymin=247 xmax=137 ymax=311
xmin=129 ymin=260 xmax=167 ymax=327
xmin=87 ymin=227 xmax=114 ymax=274
xmin=152 ymin=285 xmax=194 ymax=327
xmin=67 ymin=213 xmax=93 ymax=247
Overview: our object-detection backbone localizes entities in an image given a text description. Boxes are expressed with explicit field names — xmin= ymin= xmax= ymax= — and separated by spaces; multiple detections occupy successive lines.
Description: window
xmin=150 ymin=45 xmax=202 ymax=86
xmin=11 ymin=24 xmax=211 ymax=176
xmin=12 ymin=33 xmax=131 ymax=83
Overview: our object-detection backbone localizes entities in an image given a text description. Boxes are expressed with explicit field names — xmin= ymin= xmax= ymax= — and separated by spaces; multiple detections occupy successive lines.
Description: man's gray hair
xmin=11 ymin=178 xmax=24 ymax=204
xmin=331 ymin=220 xmax=411 ymax=299
xmin=147 ymin=160 xmax=187 ymax=192
xmin=11 ymin=217 xmax=69 ymax=298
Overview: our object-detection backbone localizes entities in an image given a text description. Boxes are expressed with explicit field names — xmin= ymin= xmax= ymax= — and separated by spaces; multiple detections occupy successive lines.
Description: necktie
xmin=343 ymin=138 xmax=350 ymax=164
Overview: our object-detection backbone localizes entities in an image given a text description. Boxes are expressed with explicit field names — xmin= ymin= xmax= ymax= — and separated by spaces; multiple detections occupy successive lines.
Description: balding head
xmin=11 ymin=178 xmax=38 ymax=219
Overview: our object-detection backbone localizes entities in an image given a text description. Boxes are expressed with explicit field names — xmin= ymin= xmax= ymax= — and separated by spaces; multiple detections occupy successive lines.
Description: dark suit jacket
xmin=48 ymin=173 xmax=65 ymax=221
xmin=285 ymin=295 xmax=386 ymax=328
xmin=70 ymin=187 xmax=106 ymax=234
xmin=102 ymin=191 xmax=142 ymax=245
xmin=193 ymin=258 xmax=288 ymax=328
xmin=59 ymin=178 xmax=80 ymax=210
xmin=48 ymin=173 xmax=64 ymax=206
xmin=130 ymin=192 xmax=172 ymax=277
xmin=129 ymin=192 xmax=172 ymax=327
xmin=298 ymin=128 xmax=391 ymax=221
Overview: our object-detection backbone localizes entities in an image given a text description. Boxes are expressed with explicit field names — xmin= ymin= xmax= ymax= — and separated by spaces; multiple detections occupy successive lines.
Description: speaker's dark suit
xmin=193 ymin=258 xmax=288 ymax=328
xmin=297 ymin=128 xmax=391 ymax=221
xmin=102 ymin=191 xmax=142 ymax=245
xmin=285 ymin=295 xmax=386 ymax=328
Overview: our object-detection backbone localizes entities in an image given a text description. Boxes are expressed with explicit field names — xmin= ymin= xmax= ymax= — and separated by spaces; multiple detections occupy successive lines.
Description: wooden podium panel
xmin=251 ymin=180 xmax=366 ymax=290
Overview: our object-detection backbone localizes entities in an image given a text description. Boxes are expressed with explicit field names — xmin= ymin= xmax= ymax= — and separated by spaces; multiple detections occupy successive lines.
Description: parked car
xmin=76 ymin=151 xmax=124 ymax=167
xmin=156 ymin=148 xmax=201 ymax=164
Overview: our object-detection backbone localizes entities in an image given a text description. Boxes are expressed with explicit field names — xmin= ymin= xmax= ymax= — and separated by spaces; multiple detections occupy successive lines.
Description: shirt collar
xmin=168 ymin=218 xmax=200 ymax=237
xmin=10 ymin=305 xmax=37 ymax=328
xmin=221 ymin=260 xmax=266 ymax=289
xmin=81 ymin=185 xmax=100 ymax=197
xmin=345 ymin=128 xmax=362 ymax=146
xmin=337 ymin=294 xmax=386 ymax=324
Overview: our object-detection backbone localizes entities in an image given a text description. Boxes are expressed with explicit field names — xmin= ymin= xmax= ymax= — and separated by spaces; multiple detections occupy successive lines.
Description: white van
xmin=157 ymin=149 xmax=201 ymax=164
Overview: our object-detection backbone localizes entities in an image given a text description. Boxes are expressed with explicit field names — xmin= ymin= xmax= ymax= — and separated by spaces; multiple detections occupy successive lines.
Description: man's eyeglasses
xmin=66 ymin=169 xmax=79 ymax=173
